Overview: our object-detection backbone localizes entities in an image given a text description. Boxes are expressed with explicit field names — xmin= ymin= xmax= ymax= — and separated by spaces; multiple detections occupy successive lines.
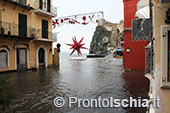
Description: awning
xmin=135 ymin=0 xmax=150 ymax=19
xmin=137 ymin=0 xmax=149 ymax=10
xmin=135 ymin=6 xmax=150 ymax=19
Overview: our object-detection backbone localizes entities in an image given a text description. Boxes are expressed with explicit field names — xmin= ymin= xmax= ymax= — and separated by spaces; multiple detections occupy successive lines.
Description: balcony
xmin=2 ymin=0 xmax=34 ymax=10
xmin=0 ymin=21 xmax=57 ymax=41
xmin=34 ymin=1 xmax=57 ymax=18
xmin=34 ymin=28 xmax=57 ymax=42
xmin=0 ymin=21 xmax=36 ymax=39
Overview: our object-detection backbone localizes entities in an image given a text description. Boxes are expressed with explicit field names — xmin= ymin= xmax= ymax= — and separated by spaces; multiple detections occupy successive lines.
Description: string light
xmin=52 ymin=11 xmax=104 ymax=28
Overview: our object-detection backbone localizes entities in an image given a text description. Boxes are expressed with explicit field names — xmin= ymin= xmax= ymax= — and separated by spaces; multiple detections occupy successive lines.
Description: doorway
xmin=17 ymin=48 xmax=27 ymax=71
xmin=38 ymin=47 xmax=45 ymax=67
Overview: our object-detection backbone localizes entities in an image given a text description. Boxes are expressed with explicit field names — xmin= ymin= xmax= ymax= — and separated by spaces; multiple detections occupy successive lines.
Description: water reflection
xmin=1 ymin=54 xmax=149 ymax=113
xmin=122 ymin=70 xmax=149 ymax=113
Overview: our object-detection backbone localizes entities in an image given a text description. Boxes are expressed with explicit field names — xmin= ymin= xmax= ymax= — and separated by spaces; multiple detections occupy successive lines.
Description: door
xmin=19 ymin=14 xmax=27 ymax=37
xmin=38 ymin=48 xmax=45 ymax=67
xmin=17 ymin=48 xmax=27 ymax=71
xmin=42 ymin=19 xmax=48 ymax=38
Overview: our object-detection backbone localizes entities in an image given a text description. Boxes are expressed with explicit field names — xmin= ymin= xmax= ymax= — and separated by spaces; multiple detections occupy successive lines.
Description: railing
xmin=0 ymin=21 xmax=36 ymax=38
xmin=52 ymin=33 xmax=58 ymax=40
xmin=10 ymin=0 xmax=29 ymax=6
xmin=51 ymin=5 xmax=58 ymax=15
xmin=36 ymin=28 xmax=52 ymax=39
xmin=2 ymin=0 xmax=34 ymax=11
xmin=0 ymin=21 xmax=57 ymax=40
xmin=9 ymin=0 xmax=25 ymax=4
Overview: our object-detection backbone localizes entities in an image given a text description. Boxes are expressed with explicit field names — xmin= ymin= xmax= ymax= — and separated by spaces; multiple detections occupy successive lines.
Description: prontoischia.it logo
xmin=54 ymin=96 xmax=160 ymax=108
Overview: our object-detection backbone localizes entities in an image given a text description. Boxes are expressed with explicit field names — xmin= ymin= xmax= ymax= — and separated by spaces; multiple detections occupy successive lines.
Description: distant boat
xmin=113 ymin=49 xmax=123 ymax=58
xmin=87 ymin=54 xmax=106 ymax=58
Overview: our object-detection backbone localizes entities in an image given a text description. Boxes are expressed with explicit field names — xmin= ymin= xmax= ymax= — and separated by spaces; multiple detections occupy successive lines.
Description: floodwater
xmin=1 ymin=53 xmax=149 ymax=113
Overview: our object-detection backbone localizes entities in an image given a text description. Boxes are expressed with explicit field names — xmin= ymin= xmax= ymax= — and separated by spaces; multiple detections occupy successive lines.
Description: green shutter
xmin=42 ymin=19 xmax=48 ymax=38
xmin=47 ymin=0 xmax=51 ymax=12
xmin=19 ymin=13 xmax=27 ymax=37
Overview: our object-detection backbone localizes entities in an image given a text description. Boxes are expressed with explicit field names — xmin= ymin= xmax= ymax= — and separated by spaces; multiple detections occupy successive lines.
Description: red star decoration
xmin=66 ymin=36 xmax=88 ymax=56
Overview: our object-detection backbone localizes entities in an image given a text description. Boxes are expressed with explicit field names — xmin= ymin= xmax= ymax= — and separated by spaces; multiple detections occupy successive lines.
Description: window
xmin=0 ymin=49 xmax=8 ymax=68
xmin=39 ymin=0 xmax=51 ymax=12
xmin=42 ymin=19 xmax=48 ymax=38
xmin=161 ymin=25 xmax=170 ymax=88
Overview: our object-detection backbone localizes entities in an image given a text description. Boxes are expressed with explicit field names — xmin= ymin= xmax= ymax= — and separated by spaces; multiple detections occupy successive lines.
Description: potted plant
xmin=31 ymin=33 xmax=35 ymax=37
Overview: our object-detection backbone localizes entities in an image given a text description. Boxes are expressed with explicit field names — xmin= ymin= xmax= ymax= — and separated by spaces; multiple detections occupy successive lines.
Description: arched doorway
xmin=38 ymin=47 xmax=45 ymax=67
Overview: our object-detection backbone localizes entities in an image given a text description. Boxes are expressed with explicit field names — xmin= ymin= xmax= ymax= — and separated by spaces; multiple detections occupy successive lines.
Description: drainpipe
xmin=149 ymin=0 xmax=154 ymax=75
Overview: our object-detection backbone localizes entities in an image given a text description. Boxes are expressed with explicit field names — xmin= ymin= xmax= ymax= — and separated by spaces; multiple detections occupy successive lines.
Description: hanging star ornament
xmin=66 ymin=36 xmax=88 ymax=56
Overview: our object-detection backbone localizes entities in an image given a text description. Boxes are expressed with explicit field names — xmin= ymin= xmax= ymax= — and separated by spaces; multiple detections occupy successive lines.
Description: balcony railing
xmin=0 ymin=21 xmax=36 ymax=38
xmin=0 ymin=21 xmax=57 ymax=40
xmin=36 ymin=28 xmax=57 ymax=40
xmin=51 ymin=5 xmax=58 ymax=16
xmin=36 ymin=28 xmax=51 ymax=39
xmin=5 ymin=0 xmax=27 ymax=5
xmin=3 ymin=0 xmax=33 ymax=10
xmin=52 ymin=33 xmax=58 ymax=40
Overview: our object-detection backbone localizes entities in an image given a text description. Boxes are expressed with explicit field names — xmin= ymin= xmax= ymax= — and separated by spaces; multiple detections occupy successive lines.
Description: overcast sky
xmin=53 ymin=0 xmax=123 ymax=53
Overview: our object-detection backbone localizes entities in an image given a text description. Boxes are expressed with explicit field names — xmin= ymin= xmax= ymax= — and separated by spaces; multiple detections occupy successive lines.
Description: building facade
xmin=145 ymin=0 xmax=170 ymax=112
xmin=0 ymin=0 xmax=57 ymax=72
xmin=123 ymin=0 xmax=149 ymax=69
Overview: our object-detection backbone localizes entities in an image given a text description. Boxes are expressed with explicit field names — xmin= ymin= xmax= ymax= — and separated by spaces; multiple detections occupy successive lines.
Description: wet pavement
xmin=1 ymin=53 xmax=149 ymax=113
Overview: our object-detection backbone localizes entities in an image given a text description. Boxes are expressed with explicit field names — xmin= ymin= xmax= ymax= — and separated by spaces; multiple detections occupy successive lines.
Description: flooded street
xmin=1 ymin=53 xmax=149 ymax=113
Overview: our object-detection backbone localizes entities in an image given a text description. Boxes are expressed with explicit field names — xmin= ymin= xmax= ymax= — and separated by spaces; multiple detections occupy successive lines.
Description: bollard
xmin=54 ymin=43 xmax=61 ymax=67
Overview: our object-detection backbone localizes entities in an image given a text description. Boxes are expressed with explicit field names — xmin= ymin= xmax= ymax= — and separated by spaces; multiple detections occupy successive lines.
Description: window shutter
xmin=161 ymin=25 xmax=170 ymax=88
